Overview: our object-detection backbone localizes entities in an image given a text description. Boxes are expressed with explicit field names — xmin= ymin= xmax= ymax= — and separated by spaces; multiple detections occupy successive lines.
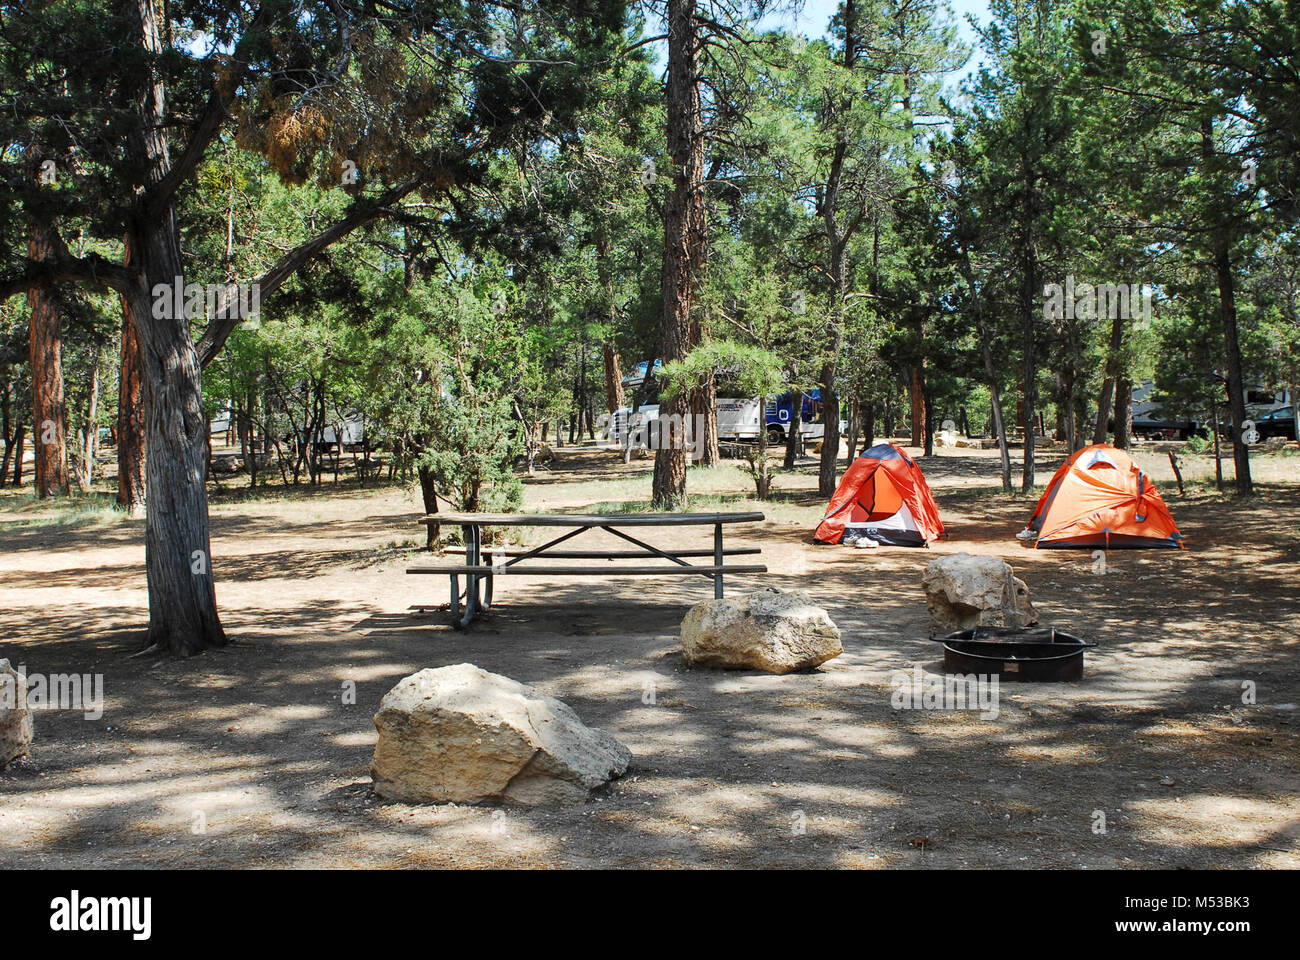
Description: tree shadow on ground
xmin=1 ymin=458 xmax=1297 ymax=869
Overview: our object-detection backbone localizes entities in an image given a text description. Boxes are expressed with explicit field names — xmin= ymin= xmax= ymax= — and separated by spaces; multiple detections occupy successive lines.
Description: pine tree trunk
xmin=602 ymin=342 xmax=625 ymax=413
xmin=691 ymin=369 xmax=719 ymax=466
xmin=846 ymin=396 xmax=859 ymax=462
xmin=1114 ymin=378 xmax=1132 ymax=449
xmin=1199 ymin=120 xmax=1252 ymax=494
xmin=818 ymin=103 xmax=851 ymax=496
xmin=28 ymin=223 xmax=68 ymax=498
xmin=418 ymin=465 xmax=440 ymax=550
xmin=10 ymin=424 xmax=24 ymax=485
xmin=1213 ymin=238 xmax=1253 ymax=494
xmin=127 ymin=0 xmax=225 ymax=654
xmin=652 ymin=0 xmax=705 ymax=508
xmin=1093 ymin=308 xmax=1126 ymax=445
xmin=1020 ymin=225 xmax=1038 ymax=493
xmin=117 ymin=266 xmax=147 ymax=516
xmin=910 ymin=365 xmax=925 ymax=447
xmin=688 ymin=310 xmax=719 ymax=466
xmin=74 ymin=346 xmax=101 ymax=491
xmin=923 ymin=372 xmax=935 ymax=457
xmin=784 ymin=396 xmax=802 ymax=469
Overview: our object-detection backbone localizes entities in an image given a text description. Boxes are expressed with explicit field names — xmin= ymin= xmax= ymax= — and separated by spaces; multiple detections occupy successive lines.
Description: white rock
xmin=370 ymin=663 xmax=630 ymax=806
xmin=680 ymin=589 xmax=842 ymax=674
xmin=922 ymin=552 xmax=1039 ymax=632
xmin=0 ymin=658 xmax=33 ymax=767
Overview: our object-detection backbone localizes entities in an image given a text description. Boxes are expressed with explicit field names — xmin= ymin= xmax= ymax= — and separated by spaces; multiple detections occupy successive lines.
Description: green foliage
xmin=659 ymin=340 xmax=785 ymax=401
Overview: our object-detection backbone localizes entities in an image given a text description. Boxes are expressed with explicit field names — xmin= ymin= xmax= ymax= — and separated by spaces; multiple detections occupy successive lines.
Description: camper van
xmin=1244 ymin=385 xmax=1292 ymax=421
xmin=757 ymin=391 xmax=838 ymax=443
xmin=613 ymin=391 xmax=841 ymax=449
xmin=321 ymin=413 xmax=366 ymax=448
xmin=1128 ymin=380 xmax=1291 ymax=441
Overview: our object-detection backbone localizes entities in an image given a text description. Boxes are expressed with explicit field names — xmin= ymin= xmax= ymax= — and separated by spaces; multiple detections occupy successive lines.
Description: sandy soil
xmin=1 ymin=442 xmax=1297 ymax=869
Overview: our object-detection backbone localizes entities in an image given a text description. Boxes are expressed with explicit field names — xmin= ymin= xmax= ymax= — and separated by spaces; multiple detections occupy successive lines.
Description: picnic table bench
xmin=407 ymin=511 xmax=767 ymax=628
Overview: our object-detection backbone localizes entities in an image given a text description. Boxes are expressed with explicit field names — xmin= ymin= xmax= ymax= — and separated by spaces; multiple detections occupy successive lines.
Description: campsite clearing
xmin=0 ymin=444 xmax=1297 ymax=868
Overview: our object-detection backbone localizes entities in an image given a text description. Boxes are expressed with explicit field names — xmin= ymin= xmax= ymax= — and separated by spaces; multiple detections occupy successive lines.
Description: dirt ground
xmin=1 ymin=442 xmax=1298 ymax=869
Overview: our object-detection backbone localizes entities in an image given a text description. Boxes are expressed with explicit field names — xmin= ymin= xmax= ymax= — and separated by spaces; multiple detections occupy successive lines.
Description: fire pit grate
xmin=929 ymin=627 xmax=1097 ymax=682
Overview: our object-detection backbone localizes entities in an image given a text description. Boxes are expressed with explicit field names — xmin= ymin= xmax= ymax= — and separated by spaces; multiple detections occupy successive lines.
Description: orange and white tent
xmin=1021 ymin=444 xmax=1182 ymax=549
xmin=814 ymin=444 xmax=945 ymax=547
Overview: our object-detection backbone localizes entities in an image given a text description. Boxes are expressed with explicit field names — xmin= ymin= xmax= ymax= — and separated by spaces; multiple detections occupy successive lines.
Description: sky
xmin=754 ymin=0 xmax=994 ymax=86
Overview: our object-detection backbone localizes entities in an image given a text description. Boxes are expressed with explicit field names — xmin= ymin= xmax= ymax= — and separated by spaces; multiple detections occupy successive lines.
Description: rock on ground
xmin=0 ymin=658 xmax=33 ymax=767
xmin=370 ymin=663 xmax=631 ymax=806
xmin=922 ymin=552 xmax=1039 ymax=632
xmin=680 ymin=588 xmax=842 ymax=674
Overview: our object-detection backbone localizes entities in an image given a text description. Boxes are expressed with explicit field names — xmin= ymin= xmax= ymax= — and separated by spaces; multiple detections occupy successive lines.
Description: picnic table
xmin=407 ymin=511 xmax=768 ymax=629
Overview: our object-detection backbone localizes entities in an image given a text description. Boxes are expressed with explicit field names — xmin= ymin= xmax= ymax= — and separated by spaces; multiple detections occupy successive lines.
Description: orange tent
xmin=1022 ymin=444 xmax=1183 ymax=549
xmin=814 ymin=444 xmax=945 ymax=547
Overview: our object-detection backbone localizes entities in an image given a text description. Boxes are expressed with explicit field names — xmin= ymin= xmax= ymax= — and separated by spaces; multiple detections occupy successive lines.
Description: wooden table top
xmin=425 ymin=511 xmax=766 ymax=527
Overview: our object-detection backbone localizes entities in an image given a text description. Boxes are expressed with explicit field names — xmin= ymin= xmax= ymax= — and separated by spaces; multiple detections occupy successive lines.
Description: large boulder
xmin=922 ymin=552 xmax=1039 ymax=632
xmin=0 ymin=658 xmax=32 ymax=767
xmin=370 ymin=663 xmax=630 ymax=806
xmin=680 ymin=588 xmax=842 ymax=674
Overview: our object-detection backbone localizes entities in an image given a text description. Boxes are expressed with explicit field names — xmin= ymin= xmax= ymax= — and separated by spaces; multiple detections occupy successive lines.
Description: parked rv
xmin=1130 ymin=381 xmax=1200 ymax=439
xmin=714 ymin=397 xmax=765 ymax=441
xmin=1254 ymin=405 xmax=1296 ymax=441
xmin=1244 ymin=386 xmax=1292 ymax=421
xmin=613 ymin=391 xmax=842 ymax=449
xmin=758 ymin=391 xmax=839 ymax=444
xmin=322 ymin=413 xmax=366 ymax=448
xmin=209 ymin=403 xmax=233 ymax=436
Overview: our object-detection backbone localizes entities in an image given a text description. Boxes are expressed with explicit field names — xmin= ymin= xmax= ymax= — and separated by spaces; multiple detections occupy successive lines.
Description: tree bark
xmin=687 ymin=311 xmax=719 ymax=466
xmin=602 ymin=341 xmax=625 ymax=414
xmin=652 ymin=0 xmax=705 ymax=508
xmin=1019 ymin=212 xmax=1039 ymax=492
xmin=418 ymin=465 xmax=440 ymax=550
xmin=1200 ymin=119 xmax=1252 ymax=495
xmin=28 ymin=221 xmax=68 ymax=498
xmin=117 ymin=281 xmax=147 ymax=516
xmin=73 ymin=345 xmax=101 ymax=492
xmin=909 ymin=365 xmax=925 ymax=447
xmin=1093 ymin=306 xmax=1126 ymax=445
xmin=1212 ymin=237 xmax=1252 ymax=494
xmin=784 ymin=394 xmax=802 ymax=468
xmin=845 ymin=395 xmax=859 ymax=462
xmin=127 ymin=0 xmax=225 ymax=654
xmin=690 ymin=359 xmax=719 ymax=466
xmin=816 ymin=0 xmax=855 ymax=498
xmin=922 ymin=364 xmax=934 ymax=457
xmin=1114 ymin=378 xmax=1132 ymax=449
xmin=10 ymin=423 xmax=24 ymax=485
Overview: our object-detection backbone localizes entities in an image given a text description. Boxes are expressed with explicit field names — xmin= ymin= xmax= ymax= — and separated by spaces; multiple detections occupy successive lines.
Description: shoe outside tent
xmin=814 ymin=443 xmax=945 ymax=547
xmin=1020 ymin=444 xmax=1182 ymax=549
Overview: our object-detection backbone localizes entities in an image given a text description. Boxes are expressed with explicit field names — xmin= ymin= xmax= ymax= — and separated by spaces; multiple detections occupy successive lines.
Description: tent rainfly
xmin=814 ymin=443 xmax=945 ymax=547
xmin=1020 ymin=444 xmax=1183 ymax=549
